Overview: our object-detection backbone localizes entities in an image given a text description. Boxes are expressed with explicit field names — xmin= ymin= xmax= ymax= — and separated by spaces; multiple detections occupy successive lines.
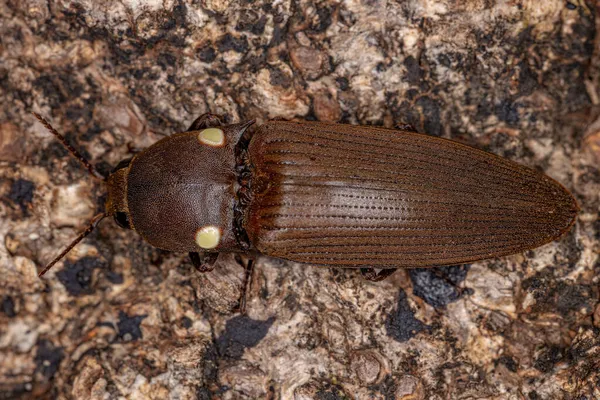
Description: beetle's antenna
xmin=38 ymin=212 xmax=108 ymax=277
xmin=32 ymin=112 xmax=106 ymax=181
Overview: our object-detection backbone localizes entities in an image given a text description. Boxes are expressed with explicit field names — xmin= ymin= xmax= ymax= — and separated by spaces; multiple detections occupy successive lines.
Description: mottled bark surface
xmin=1 ymin=0 xmax=599 ymax=399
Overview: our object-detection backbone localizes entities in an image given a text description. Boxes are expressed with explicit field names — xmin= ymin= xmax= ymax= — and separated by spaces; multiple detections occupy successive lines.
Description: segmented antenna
xmin=38 ymin=213 xmax=108 ymax=277
xmin=32 ymin=112 xmax=106 ymax=180
xmin=32 ymin=112 xmax=108 ymax=277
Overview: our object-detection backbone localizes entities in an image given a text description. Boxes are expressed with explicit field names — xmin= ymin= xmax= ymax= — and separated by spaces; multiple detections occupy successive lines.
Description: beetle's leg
xmin=127 ymin=143 xmax=144 ymax=154
xmin=234 ymin=258 xmax=255 ymax=314
xmin=189 ymin=252 xmax=219 ymax=273
xmin=395 ymin=123 xmax=418 ymax=133
xmin=360 ymin=268 xmax=397 ymax=282
xmin=187 ymin=113 xmax=224 ymax=131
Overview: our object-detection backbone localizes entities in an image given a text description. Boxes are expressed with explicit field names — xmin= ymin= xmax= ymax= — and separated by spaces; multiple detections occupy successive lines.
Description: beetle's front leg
xmin=360 ymin=268 xmax=397 ymax=282
xmin=189 ymin=252 xmax=219 ymax=273
xmin=187 ymin=113 xmax=224 ymax=131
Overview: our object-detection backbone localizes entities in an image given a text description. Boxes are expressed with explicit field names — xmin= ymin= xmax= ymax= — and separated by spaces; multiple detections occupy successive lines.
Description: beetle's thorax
xmin=124 ymin=123 xmax=254 ymax=253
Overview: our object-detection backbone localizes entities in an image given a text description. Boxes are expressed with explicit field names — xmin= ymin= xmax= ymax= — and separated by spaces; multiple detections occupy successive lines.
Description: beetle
xmin=33 ymin=112 xmax=579 ymax=306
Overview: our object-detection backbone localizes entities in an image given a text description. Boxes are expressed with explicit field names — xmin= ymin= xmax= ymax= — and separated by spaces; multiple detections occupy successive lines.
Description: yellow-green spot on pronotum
xmin=198 ymin=128 xmax=225 ymax=147
xmin=195 ymin=226 xmax=221 ymax=249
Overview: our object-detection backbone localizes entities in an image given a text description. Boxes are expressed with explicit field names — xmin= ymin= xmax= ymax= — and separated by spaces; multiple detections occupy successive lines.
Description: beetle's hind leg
xmin=189 ymin=252 xmax=219 ymax=273
xmin=233 ymin=257 xmax=255 ymax=315
xmin=187 ymin=113 xmax=224 ymax=131
xmin=360 ymin=268 xmax=397 ymax=282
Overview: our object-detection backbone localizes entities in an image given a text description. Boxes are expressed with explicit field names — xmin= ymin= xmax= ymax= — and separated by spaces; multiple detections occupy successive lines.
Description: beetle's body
xmin=102 ymin=117 xmax=578 ymax=270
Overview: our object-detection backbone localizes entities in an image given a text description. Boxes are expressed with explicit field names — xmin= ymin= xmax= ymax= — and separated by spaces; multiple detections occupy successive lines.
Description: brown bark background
xmin=1 ymin=0 xmax=599 ymax=399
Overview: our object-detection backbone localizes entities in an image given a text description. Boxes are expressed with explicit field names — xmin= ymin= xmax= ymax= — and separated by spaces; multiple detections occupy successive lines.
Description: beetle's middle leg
xmin=360 ymin=268 xmax=397 ymax=281
xmin=187 ymin=113 xmax=223 ymax=131
xmin=189 ymin=252 xmax=219 ymax=273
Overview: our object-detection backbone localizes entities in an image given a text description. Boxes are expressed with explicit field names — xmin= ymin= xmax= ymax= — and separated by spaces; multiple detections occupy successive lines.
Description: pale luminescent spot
xmin=198 ymin=128 xmax=225 ymax=147
xmin=195 ymin=226 xmax=221 ymax=249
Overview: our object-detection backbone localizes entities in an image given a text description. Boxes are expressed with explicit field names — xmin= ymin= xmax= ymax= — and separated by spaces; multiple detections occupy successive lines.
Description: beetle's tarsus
xmin=360 ymin=268 xmax=397 ymax=282
xmin=187 ymin=113 xmax=224 ymax=131
xmin=234 ymin=258 xmax=255 ymax=315
xmin=189 ymin=252 xmax=218 ymax=272
xmin=395 ymin=123 xmax=418 ymax=133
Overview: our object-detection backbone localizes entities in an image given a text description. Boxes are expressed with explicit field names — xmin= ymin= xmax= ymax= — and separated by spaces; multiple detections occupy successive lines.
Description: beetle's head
xmin=105 ymin=158 xmax=133 ymax=230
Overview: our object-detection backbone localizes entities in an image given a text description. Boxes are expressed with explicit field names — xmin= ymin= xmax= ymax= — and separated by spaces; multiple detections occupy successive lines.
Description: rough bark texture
xmin=1 ymin=0 xmax=599 ymax=399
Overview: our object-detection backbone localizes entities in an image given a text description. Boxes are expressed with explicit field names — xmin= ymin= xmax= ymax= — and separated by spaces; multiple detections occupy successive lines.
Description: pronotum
xmin=33 ymin=112 xmax=579 ymax=308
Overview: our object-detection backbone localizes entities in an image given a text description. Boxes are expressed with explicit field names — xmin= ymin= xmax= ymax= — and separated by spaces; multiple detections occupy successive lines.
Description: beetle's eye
xmin=114 ymin=212 xmax=132 ymax=229
xmin=111 ymin=157 xmax=133 ymax=173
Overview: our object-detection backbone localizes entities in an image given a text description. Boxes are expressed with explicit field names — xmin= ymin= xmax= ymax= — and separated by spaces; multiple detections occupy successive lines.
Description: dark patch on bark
xmin=196 ymin=387 xmax=212 ymax=400
xmin=517 ymin=59 xmax=538 ymax=97
xmin=558 ymin=230 xmax=582 ymax=268
xmin=1 ymin=296 xmax=16 ymax=318
xmin=106 ymin=271 xmax=124 ymax=284
xmin=218 ymin=33 xmax=249 ymax=54
xmin=528 ymin=391 xmax=541 ymax=399
xmin=496 ymin=355 xmax=518 ymax=372
xmin=294 ymin=380 xmax=351 ymax=400
xmin=416 ymin=96 xmax=442 ymax=136
xmin=522 ymin=271 xmax=596 ymax=321
xmin=65 ymin=105 xmax=94 ymax=127
xmin=269 ymin=67 xmax=292 ymax=88
xmin=409 ymin=264 xmax=471 ymax=308
xmin=34 ymin=339 xmax=64 ymax=380
xmin=335 ymin=76 xmax=349 ymax=91
xmin=269 ymin=18 xmax=290 ymax=47
xmin=157 ymin=52 xmax=177 ymax=70
xmin=315 ymin=386 xmax=347 ymax=400
xmin=495 ymin=100 xmax=520 ymax=126
xmin=172 ymin=1 xmax=188 ymax=28
xmin=534 ymin=345 xmax=563 ymax=373
xmin=236 ymin=10 xmax=267 ymax=35
xmin=6 ymin=179 xmax=35 ymax=216
xmin=554 ymin=283 xmax=595 ymax=317
xmin=246 ymin=52 xmax=268 ymax=73
xmin=312 ymin=5 xmax=334 ymax=33
xmin=33 ymin=74 xmax=70 ymax=109
xmin=198 ymin=46 xmax=217 ymax=63
xmin=181 ymin=316 xmax=192 ymax=328
xmin=56 ymin=256 xmax=106 ymax=296
xmin=117 ymin=311 xmax=147 ymax=341
xmin=404 ymin=56 xmax=423 ymax=85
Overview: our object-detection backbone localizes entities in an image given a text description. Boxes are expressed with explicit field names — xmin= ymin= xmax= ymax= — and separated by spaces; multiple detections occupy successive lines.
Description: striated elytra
xmin=246 ymin=122 xmax=578 ymax=268
xmin=35 ymin=113 xmax=579 ymax=292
